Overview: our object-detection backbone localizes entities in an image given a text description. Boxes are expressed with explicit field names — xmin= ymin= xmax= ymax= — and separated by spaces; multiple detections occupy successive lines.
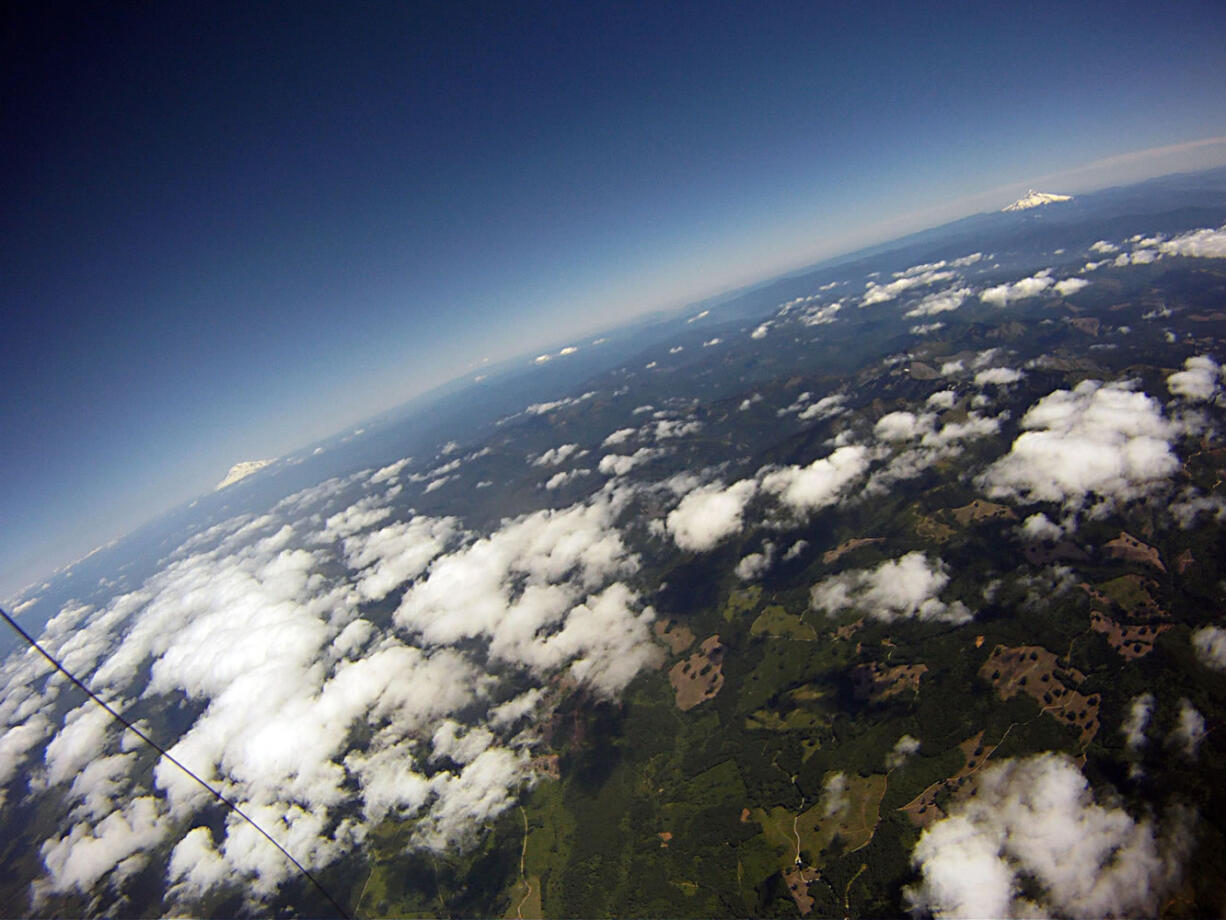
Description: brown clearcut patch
xmin=823 ymin=537 xmax=884 ymax=565
xmin=949 ymin=499 xmax=1017 ymax=527
xmin=1176 ymin=549 xmax=1195 ymax=574
xmin=986 ymin=321 xmax=1026 ymax=340
xmin=1089 ymin=611 xmax=1172 ymax=660
xmin=1104 ymin=531 xmax=1166 ymax=572
xmin=802 ymin=773 xmax=887 ymax=856
xmin=900 ymin=730 xmax=1000 ymax=827
xmin=783 ymin=865 xmax=821 ymax=916
xmin=1027 ymin=353 xmax=1104 ymax=372
xmin=669 ymin=635 xmax=725 ymax=711
xmin=657 ymin=831 xmax=672 ymax=848
xmin=850 ymin=662 xmax=929 ymax=701
xmin=653 ymin=618 xmax=695 ymax=655
xmin=1068 ymin=316 xmax=1101 ymax=336
xmin=833 ymin=617 xmax=864 ymax=641
xmin=1080 ymin=582 xmax=1111 ymax=608
xmin=914 ymin=514 xmax=956 ymax=543
xmin=740 ymin=807 xmax=751 ymax=824
xmin=529 ymin=754 xmax=560 ymax=780
xmin=1023 ymin=539 xmax=1089 ymax=565
xmin=980 ymin=644 xmax=1100 ymax=745
xmin=1085 ymin=575 xmax=1165 ymax=618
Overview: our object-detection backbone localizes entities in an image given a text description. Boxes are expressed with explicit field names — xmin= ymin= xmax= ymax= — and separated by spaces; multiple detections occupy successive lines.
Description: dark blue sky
xmin=4 ymin=0 xmax=1226 ymax=597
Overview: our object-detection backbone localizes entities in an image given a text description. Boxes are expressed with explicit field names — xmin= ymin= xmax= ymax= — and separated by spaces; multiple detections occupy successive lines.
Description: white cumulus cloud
xmin=0 ymin=471 xmax=667 ymax=908
xmin=1054 ymin=277 xmax=1090 ymax=296
xmin=545 ymin=468 xmax=591 ymax=490
xmin=598 ymin=448 xmax=662 ymax=477
xmin=602 ymin=428 xmax=636 ymax=448
xmin=798 ymin=394 xmax=848 ymax=422
xmin=1173 ymin=700 xmax=1205 ymax=758
xmin=926 ymin=389 xmax=957 ymax=410
xmin=533 ymin=443 xmax=582 ymax=466
xmin=875 ymin=411 xmax=936 ymax=441
xmin=735 ymin=542 xmax=775 ymax=581
xmin=1158 ymin=224 xmax=1226 ymax=259
xmin=666 ymin=480 xmax=758 ymax=552
xmin=906 ymin=753 xmax=1188 ymax=919
xmin=979 ymin=380 xmax=1180 ymax=516
xmin=1192 ymin=625 xmax=1226 ymax=671
xmin=1019 ymin=512 xmax=1064 ymax=541
xmin=980 ymin=270 xmax=1054 ymax=306
xmin=886 ymin=734 xmax=921 ymax=769
xmin=862 ymin=269 xmax=957 ymax=306
xmin=810 ymin=552 xmax=971 ymax=624
xmin=974 ymin=367 xmax=1024 ymax=386
xmin=1167 ymin=354 xmax=1223 ymax=402
xmin=905 ymin=287 xmax=971 ymax=317
xmin=1122 ymin=692 xmax=1154 ymax=752
xmin=760 ymin=445 xmax=869 ymax=514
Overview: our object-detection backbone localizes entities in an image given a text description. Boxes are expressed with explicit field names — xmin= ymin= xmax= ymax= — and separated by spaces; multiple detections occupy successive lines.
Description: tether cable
xmin=0 ymin=605 xmax=353 ymax=920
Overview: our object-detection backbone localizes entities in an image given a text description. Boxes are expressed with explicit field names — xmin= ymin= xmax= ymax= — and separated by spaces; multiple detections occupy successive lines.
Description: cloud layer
xmin=0 ymin=467 xmax=664 ymax=908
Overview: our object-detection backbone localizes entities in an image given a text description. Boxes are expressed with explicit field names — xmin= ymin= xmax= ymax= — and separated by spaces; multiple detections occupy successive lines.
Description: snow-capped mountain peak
xmin=216 ymin=459 xmax=274 ymax=490
xmin=1002 ymin=189 xmax=1073 ymax=212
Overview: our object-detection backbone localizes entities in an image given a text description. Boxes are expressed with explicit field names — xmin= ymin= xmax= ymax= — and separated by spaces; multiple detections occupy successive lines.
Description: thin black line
xmin=0 ymin=605 xmax=353 ymax=920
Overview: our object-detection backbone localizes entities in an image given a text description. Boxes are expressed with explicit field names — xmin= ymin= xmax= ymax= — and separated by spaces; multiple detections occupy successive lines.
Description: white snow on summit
xmin=1002 ymin=188 xmax=1073 ymax=212
xmin=215 ymin=459 xmax=274 ymax=490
